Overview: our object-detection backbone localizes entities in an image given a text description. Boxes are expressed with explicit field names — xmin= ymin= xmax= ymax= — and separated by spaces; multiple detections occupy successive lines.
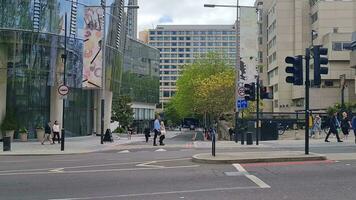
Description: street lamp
xmin=204 ymin=1 xmax=241 ymax=144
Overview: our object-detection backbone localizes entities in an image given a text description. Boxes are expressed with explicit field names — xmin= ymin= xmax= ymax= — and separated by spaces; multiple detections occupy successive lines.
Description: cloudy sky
xmin=137 ymin=0 xmax=255 ymax=31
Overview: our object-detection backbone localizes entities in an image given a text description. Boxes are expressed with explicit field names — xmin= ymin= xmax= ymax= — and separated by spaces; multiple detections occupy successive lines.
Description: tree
xmin=111 ymin=95 xmax=134 ymax=128
xmin=171 ymin=53 xmax=235 ymax=125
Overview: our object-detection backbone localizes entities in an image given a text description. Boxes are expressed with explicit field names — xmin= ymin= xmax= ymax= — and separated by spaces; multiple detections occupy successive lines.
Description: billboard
xmin=82 ymin=6 xmax=104 ymax=88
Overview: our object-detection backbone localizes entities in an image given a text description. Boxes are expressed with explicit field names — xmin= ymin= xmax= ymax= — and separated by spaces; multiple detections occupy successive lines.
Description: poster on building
xmin=240 ymin=7 xmax=258 ymax=84
xmin=82 ymin=6 xmax=104 ymax=88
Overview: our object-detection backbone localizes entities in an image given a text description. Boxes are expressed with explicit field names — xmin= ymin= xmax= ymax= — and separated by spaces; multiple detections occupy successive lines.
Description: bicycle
xmin=277 ymin=123 xmax=289 ymax=135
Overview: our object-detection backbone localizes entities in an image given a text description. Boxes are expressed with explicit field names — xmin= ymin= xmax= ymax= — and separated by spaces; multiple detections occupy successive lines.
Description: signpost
xmin=58 ymin=85 xmax=69 ymax=96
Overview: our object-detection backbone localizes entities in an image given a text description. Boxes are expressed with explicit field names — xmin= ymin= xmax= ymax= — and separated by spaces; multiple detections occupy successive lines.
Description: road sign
xmin=236 ymin=99 xmax=248 ymax=110
xmin=58 ymin=85 xmax=69 ymax=96
xmin=238 ymin=87 xmax=245 ymax=96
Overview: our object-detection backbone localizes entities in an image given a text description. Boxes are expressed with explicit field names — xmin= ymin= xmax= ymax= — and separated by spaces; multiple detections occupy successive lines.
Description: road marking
xmin=155 ymin=148 xmax=167 ymax=152
xmin=118 ymin=150 xmax=130 ymax=153
xmin=233 ymin=164 xmax=271 ymax=189
xmin=241 ymin=160 xmax=335 ymax=167
xmin=49 ymin=168 xmax=64 ymax=173
xmin=136 ymin=161 xmax=164 ymax=168
xmin=48 ymin=186 xmax=260 ymax=200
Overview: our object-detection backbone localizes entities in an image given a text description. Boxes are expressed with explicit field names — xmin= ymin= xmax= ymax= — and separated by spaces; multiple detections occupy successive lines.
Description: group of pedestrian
xmin=152 ymin=115 xmax=166 ymax=146
xmin=41 ymin=120 xmax=61 ymax=145
xmin=324 ymin=111 xmax=356 ymax=143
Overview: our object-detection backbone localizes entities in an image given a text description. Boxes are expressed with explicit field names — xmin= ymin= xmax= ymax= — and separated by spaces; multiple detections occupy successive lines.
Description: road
xmin=1 ymin=131 xmax=356 ymax=200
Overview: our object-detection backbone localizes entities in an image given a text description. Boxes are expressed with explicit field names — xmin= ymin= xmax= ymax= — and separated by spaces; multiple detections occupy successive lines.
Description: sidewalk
xmin=0 ymin=134 xmax=145 ymax=156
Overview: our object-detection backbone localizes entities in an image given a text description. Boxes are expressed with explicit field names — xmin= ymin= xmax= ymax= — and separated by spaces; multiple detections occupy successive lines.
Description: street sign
xmin=58 ymin=85 xmax=69 ymax=96
xmin=238 ymin=87 xmax=245 ymax=96
xmin=236 ymin=99 xmax=248 ymax=109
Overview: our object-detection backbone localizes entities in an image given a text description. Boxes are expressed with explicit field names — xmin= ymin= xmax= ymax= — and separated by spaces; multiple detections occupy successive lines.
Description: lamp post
xmin=61 ymin=13 xmax=68 ymax=151
xmin=204 ymin=2 xmax=255 ymax=144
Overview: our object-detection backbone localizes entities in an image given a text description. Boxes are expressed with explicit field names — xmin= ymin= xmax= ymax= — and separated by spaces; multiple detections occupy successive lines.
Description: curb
xmin=192 ymin=153 xmax=327 ymax=164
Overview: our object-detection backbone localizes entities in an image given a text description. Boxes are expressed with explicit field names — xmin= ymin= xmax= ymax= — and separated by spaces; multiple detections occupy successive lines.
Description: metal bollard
xmin=61 ymin=129 xmax=65 ymax=151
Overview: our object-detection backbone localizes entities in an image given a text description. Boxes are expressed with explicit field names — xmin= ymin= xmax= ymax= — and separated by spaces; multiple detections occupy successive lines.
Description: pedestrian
xmin=52 ymin=120 xmax=61 ymax=144
xmin=351 ymin=115 xmax=356 ymax=144
xmin=325 ymin=111 xmax=343 ymax=143
xmin=127 ymin=125 xmax=132 ymax=140
xmin=309 ymin=113 xmax=314 ymax=137
xmin=312 ymin=115 xmax=322 ymax=138
xmin=41 ymin=121 xmax=53 ymax=145
xmin=228 ymin=127 xmax=234 ymax=141
xmin=153 ymin=115 xmax=161 ymax=146
xmin=341 ymin=112 xmax=351 ymax=140
xmin=144 ymin=127 xmax=151 ymax=143
xmin=159 ymin=121 xmax=166 ymax=146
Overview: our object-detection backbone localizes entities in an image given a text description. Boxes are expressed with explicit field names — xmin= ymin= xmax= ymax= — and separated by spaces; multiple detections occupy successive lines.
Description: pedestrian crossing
xmin=116 ymin=147 xmax=194 ymax=154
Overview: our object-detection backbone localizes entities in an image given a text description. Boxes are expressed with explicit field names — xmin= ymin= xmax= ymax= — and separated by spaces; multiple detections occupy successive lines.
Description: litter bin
xmin=3 ymin=136 xmax=11 ymax=151
xmin=246 ymin=132 xmax=253 ymax=145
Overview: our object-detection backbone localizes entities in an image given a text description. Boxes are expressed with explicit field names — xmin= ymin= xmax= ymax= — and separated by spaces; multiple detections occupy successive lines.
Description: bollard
xmin=212 ymin=130 xmax=216 ymax=156
xmin=61 ymin=129 xmax=65 ymax=151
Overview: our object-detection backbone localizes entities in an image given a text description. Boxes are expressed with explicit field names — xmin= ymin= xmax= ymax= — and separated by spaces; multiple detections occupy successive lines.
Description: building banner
xmin=82 ymin=6 xmax=104 ymax=88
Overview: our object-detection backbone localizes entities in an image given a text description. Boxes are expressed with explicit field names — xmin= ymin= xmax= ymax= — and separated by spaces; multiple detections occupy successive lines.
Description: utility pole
xmin=61 ymin=13 xmax=67 ymax=151
xmin=256 ymin=75 xmax=260 ymax=145
xmin=305 ymin=48 xmax=310 ymax=155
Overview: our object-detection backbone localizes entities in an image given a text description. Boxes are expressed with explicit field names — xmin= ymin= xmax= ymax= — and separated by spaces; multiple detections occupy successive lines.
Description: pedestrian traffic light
xmin=313 ymin=45 xmax=328 ymax=85
xmin=244 ymin=83 xmax=256 ymax=101
xmin=285 ymin=55 xmax=303 ymax=85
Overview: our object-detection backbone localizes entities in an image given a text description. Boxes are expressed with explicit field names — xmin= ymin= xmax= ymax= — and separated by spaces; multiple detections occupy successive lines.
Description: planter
xmin=5 ymin=130 xmax=14 ymax=142
xmin=20 ymin=133 xmax=28 ymax=142
xmin=36 ymin=129 xmax=45 ymax=142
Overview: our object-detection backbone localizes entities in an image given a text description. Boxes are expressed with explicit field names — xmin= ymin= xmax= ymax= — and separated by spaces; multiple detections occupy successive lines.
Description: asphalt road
xmin=1 ymin=132 xmax=356 ymax=200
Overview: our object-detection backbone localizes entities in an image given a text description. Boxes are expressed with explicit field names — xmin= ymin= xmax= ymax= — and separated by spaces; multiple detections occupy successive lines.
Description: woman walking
xmin=52 ymin=121 xmax=60 ymax=144
xmin=159 ymin=121 xmax=166 ymax=146
xmin=341 ymin=112 xmax=351 ymax=140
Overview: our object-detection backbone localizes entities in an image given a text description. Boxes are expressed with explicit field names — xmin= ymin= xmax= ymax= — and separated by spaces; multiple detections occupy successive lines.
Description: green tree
xmin=111 ymin=95 xmax=134 ymax=128
xmin=171 ymin=53 xmax=235 ymax=124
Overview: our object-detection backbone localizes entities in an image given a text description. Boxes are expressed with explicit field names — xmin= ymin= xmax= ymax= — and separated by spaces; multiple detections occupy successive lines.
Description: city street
xmin=1 ymin=131 xmax=356 ymax=200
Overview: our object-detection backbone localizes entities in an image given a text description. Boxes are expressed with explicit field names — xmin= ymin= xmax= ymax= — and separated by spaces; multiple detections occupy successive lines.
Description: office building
xmin=351 ymin=0 xmax=356 ymax=88
xmin=127 ymin=0 xmax=138 ymax=38
xmin=256 ymin=0 xmax=355 ymax=112
xmin=147 ymin=25 xmax=237 ymax=104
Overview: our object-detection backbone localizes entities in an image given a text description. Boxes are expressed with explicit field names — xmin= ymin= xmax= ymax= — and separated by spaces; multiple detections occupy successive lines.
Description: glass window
xmin=332 ymin=42 xmax=342 ymax=51
xmin=172 ymin=37 xmax=177 ymax=40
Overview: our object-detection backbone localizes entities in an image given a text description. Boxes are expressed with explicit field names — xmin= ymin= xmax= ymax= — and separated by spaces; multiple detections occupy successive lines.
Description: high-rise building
xmin=351 ymin=0 xmax=356 ymax=89
xmin=147 ymin=25 xmax=237 ymax=104
xmin=256 ymin=0 xmax=355 ymax=112
xmin=127 ymin=0 xmax=138 ymax=38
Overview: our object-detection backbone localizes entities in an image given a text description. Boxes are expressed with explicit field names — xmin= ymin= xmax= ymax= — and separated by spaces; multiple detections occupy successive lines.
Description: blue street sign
xmin=236 ymin=99 xmax=248 ymax=110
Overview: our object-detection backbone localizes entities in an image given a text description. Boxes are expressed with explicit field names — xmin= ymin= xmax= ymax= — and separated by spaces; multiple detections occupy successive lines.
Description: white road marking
xmin=118 ymin=150 xmax=130 ymax=153
xmin=155 ymin=148 xmax=167 ymax=152
xmin=136 ymin=161 xmax=164 ymax=168
xmin=48 ymin=186 xmax=260 ymax=200
xmin=49 ymin=168 xmax=64 ymax=173
xmin=232 ymin=164 xmax=271 ymax=189
xmin=245 ymin=175 xmax=271 ymax=188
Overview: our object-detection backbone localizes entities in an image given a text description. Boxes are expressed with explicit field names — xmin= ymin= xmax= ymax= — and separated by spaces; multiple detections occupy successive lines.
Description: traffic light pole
xmin=305 ymin=48 xmax=310 ymax=155
xmin=256 ymin=76 xmax=260 ymax=145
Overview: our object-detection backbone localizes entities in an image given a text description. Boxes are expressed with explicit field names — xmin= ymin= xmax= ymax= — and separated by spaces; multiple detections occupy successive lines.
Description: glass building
xmin=147 ymin=25 xmax=237 ymax=104
xmin=0 ymin=0 xmax=141 ymax=138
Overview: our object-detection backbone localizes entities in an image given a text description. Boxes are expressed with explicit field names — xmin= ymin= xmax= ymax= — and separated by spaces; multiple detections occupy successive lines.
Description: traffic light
xmin=285 ymin=55 xmax=303 ymax=85
xmin=244 ymin=83 xmax=256 ymax=101
xmin=313 ymin=46 xmax=328 ymax=85
xmin=260 ymin=86 xmax=268 ymax=99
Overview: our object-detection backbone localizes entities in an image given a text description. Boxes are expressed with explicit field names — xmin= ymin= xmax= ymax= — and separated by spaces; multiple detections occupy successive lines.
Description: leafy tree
xmin=163 ymin=101 xmax=182 ymax=126
xmin=111 ymin=95 xmax=134 ymax=128
xmin=171 ymin=53 xmax=235 ymax=124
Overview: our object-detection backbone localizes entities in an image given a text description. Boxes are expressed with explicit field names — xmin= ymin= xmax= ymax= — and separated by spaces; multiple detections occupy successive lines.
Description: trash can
xmin=3 ymin=136 xmax=11 ymax=151
xmin=246 ymin=132 xmax=253 ymax=145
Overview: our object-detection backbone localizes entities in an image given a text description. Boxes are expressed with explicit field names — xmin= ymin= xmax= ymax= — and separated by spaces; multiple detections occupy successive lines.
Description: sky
xmin=137 ymin=0 xmax=255 ymax=32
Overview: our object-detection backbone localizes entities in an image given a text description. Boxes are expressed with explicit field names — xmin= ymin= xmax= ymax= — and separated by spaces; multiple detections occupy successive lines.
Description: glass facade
xmin=0 ymin=0 xmax=125 ymax=137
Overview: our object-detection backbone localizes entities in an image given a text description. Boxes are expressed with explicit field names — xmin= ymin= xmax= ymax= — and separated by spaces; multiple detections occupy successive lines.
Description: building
xmin=351 ymin=0 xmax=356 ymax=88
xmin=0 ymin=0 xmax=157 ymax=138
xmin=127 ymin=0 xmax=138 ymax=39
xmin=121 ymin=38 xmax=160 ymax=133
xmin=147 ymin=25 xmax=237 ymax=104
xmin=256 ymin=0 xmax=355 ymax=112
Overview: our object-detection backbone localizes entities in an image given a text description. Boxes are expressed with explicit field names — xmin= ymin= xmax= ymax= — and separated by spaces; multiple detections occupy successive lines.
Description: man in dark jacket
xmin=41 ymin=121 xmax=53 ymax=145
xmin=325 ymin=112 xmax=343 ymax=143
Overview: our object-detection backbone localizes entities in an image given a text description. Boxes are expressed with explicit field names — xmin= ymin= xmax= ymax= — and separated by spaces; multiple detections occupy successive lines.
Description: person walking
xmin=52 ymin=121 xmax=61 ymax=144
xmin=351 ymin=115 xmax=356 ymax=144
xmin=144 ymin=127 xmax=151 ymax=143
xmin=341 ymin=112 xmax=351 ymax=140
xmin=325 ymin=111 xmax=343 ymax=143
xmin=41 ymin=121 xmax=53 ymax=145
xmin=159 ymin=121 xmax=166 ymax=146
xmin=312 ymin=115 xmax=322 ymax=138
xmin=153 ymin=115 xmax=161 ymax=146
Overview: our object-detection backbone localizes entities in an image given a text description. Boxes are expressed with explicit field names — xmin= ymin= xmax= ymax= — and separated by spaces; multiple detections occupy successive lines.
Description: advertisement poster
xmin=82 ymin=6 xmax=104 ymax=88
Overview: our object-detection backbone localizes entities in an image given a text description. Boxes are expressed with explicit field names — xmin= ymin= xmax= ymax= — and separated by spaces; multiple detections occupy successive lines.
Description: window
xmin=179 ymin=37 xmax=184 ymax=40
xmin=163 ymin=91 xmax=170 ymax=97
xmin=149 ymin=31 xmax=155 ymax=35
xmin=311 ymin=12 xmax=318 ymax=24
xmin=172 ymin=37 xmax=177 ymax=40
xmin=258 ymin=37 xmax=262 ymax=45
xmin=332 ymin=42 xmax=351 ymax=51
